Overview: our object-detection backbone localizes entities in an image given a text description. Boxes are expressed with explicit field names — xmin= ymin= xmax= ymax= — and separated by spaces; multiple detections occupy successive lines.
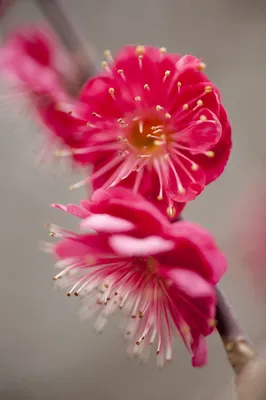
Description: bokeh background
xmin=1 ymin=0 xmax=266 ymax=399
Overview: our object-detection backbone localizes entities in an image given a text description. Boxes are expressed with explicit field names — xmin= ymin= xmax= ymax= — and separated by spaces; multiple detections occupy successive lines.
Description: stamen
xmin=205 ymin=85 xmax=213 ymax=93
xmin=197 ymin=99 xmax=203 ymax=107
xmin=205 ymin=150 xmax=215 ymax=158
xmin=139 ymin=120 xmax=143 ymax=133
xmin=133 ymin=167 xmax=144 ymax=193
xmin=104 ymin=49 xmax=113 ymax=62
xmin=92 ymin=112 xmax=102 ymax=118
xmin=197 ymin=62 xmax=206 ymax=71
xmin=135 ymin=45 xmax=145 ymax=55
xmin=153 ymin=159 xmax=164 ymax=200
xmin=191 ymin=163 xmax=199 ymax=171
xmin=168 ymin=157 xmax=186 ymax=195
xmin=159 ymin=47 xmax=167 ymax=54
xmin=156 ymin=105 xmax=163 ymax=111
xmin=108 ymin=87 xmax=116 ymax=100
xmin=167 ymin=206 xmax=176 ymax=219
xmin=177 ymin=82 xmax=182 ymax=92
xmin=138 ymin=55 xmax=143 ymax=69
xmin=183 ymin=104 xmax=189 ymax=110
xmin=117 ymin=69 xmax=126 ymax=81
xmin=154 ymin=140 xmax=164 ymax=146
xmin=163 ymin=70 xmax=171 ymax=82
xmin=165 ymin=113 xmax=171 ymax=119
xmin=101 ymin=61 xmax=109 ymax=70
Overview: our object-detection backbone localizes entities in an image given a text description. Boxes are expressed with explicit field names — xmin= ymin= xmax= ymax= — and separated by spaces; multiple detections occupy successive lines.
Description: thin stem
xmin=216 ymin=285 xmax=256 ymax=375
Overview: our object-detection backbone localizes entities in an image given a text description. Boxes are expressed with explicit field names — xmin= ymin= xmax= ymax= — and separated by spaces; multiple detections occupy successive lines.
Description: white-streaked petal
xmin=109 ymin=235 xmax=174 ymax=256
xmin=80 ymin=214 xmax=135 ymax=233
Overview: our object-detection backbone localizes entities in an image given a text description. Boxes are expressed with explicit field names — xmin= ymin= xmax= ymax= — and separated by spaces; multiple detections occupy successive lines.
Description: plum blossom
xmin=42 ymin=45 xmax=231 ymax=218
xmin=47 ymin=187 xmax=228 ymax=367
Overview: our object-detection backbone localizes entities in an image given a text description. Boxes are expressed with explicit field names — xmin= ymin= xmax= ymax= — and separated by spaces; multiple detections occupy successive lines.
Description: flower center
xmin=126 ymin=111 xmax=171 ymax=155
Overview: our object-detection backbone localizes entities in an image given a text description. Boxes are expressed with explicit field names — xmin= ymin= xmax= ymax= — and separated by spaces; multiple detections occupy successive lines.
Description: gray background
xmin=1 ymin=0 xmax=266 ymax=399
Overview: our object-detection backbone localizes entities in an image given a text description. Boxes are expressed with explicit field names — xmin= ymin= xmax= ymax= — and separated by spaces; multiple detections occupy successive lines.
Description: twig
xmin=34 ymin=0 xmax=97 ymax=93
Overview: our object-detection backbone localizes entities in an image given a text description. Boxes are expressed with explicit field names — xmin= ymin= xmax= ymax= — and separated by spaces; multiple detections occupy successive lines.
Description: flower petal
xmin=191 ymin=335 xmax=208 ymax=367
xmin=158 ymin=221 xmax=228 ymax=284
xmin=159 ymin=267 xmax=214 ymax=298
xmin=177 ymin=118 xmax=222 ymax=154
xmin=109 ymin=235 xmax=174 ymax=256
xmin=51 ymin=203 xmax=90 ymax=219
xmin=80 ymin=214 xmax=135 ymax=233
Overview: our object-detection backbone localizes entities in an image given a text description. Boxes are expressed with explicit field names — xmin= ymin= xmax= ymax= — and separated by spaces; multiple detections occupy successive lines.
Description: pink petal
xmin=80 ymin=214 xmax=135 ymax=233
xmin=191 ymin=335 xmax=208 ymax=367
xmin=109 ymin=235 xmax=174 ymax=256
xmin=159 ymin=267 xmax=214 ymax=298
xmin=51 ymin=203 xmax=90 ymax=219
xmin=177 ymin=118 xmax=222 ymax=154
xmin=166 ymin=157 xmax=206 ymax=202
xmin=170 ymin=221 xmax=228 ymax=284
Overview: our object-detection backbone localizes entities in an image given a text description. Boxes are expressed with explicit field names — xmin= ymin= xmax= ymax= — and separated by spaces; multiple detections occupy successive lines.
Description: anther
xmin=49 ymin=231 xmax=55 ymax=237
xmin=157 ymin=195 xmax=163 ymax=200
xmin=200 ymin=115 xmax=207 ymax=121
xmin=117 ymin=69 xmax=126 ymax=80
xmin=191 ymin=163 xmax=199 ymax=171
xmin=208 ymin=318 xmax=216 ymax=327
xmin=205 ymin=150 xmax=215 ymax=158
xmin=183 ymin=104 xmax=188 ymax=110
xmin=108 ymin=87 xmax=116 ymax=99
xmin=66 ymin=292 xmax=71 ymax=297
xmin=167 ymin=206 xmax=176 ymax=219
xmin=177 ymin=81 xmax=182 ymax=91
xmin=197 ymin=99 xmax=203 ymax=107
xmin=74 ymin=292 xmax=79 ymax=297
xmin=144 ymin=83 xmax=150 ymax=91
xmin=156 ymin=105 xmax=162 ymax=111
xmin=197 ymin=62 xmax=206 ymax=71
xmin=138 ymin=55 xmax=143 ymax=68
xmin=104 ymin=284 xmax=109 ymax=288
xmin=165 ymin=112 xmax=171 ymax=119
xmin=159 ymin=47 xmax=167 ymax=54
xmin=135 ymin=96 xmax=141 ymax=102
xmin=92 ymin=112 xmax=101 ymax=118
xmin=178 ymin=186 xmax=185 ymax=194
xmin=163 ymin=70 xmax=171 ymax=82
xmin=101 ymin=61 xmax=108 ymax=69
xmin=68 ymin=110 xmax=73 ymax=115
xmin=205 ymin=85 xmax=213 ymax=93
xmin=104 ymin=49 xmax=113 ymax=62
xmin=136 ymin=45 xmax=145 ymax=55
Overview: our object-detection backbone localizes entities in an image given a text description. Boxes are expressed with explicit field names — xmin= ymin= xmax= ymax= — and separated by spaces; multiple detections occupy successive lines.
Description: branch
xmin=34 ymin=0 xmax=97 ymax=93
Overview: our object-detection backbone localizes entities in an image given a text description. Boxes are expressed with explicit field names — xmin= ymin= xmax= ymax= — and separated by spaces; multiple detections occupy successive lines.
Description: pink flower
xmin=48 ymin=187 xmax=227 ymax=367
xmin=42 ymin=45 xmax=231 ymax=218
xmin=0 ymin=25 xmax=75 ymax=105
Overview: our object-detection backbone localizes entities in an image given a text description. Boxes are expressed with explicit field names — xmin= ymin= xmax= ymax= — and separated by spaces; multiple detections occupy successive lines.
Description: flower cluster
xmin=50 ymin=188 xmax=227 ymax=367
xmin=0 ymin=27 xmax=231 ymax=367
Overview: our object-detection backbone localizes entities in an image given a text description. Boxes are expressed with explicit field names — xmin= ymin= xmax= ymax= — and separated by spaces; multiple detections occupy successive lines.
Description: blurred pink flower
xmin=41 ymin=45 xmax=231 ymax=218
xmin=0 ymin=25 xmax=75 ymax=105
xmin=48 ymin=187 xmax=227 ymax=367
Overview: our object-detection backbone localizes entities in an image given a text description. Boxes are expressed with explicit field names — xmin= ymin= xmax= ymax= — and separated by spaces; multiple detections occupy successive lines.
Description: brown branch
xmin=215 ymin=286 xmax=256 ymax=375
xmin=34 ymin=0 xmax=97 ymax=93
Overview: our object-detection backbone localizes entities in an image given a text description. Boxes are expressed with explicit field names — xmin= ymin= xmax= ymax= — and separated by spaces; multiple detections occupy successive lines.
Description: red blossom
xmin=0 ymin=25 xmax=76 ymax=106
xmin=48 ymin=187 xmax=227 ymax=367
xmin=40 ymin=45 xmax=231 ymax=218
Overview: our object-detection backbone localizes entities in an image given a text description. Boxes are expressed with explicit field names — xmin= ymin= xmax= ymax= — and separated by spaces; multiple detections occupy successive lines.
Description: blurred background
xmin=1 ymin=0 xmax=266 ymax=399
